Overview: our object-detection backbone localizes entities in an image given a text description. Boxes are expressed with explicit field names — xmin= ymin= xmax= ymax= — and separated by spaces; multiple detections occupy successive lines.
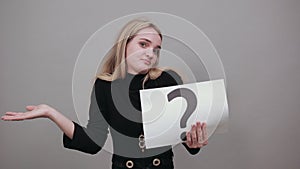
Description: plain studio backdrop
xmin=1 ymin=1 xmax=299 ymax=169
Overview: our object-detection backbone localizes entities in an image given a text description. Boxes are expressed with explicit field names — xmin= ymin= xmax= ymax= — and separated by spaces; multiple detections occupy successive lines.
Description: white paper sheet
xmin=140 ymin=79 xmax=228 ymax=149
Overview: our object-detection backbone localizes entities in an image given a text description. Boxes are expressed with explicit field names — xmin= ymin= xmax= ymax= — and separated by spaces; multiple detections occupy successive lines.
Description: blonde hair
xmin=97 ymin=18 xmax=168 ymax=87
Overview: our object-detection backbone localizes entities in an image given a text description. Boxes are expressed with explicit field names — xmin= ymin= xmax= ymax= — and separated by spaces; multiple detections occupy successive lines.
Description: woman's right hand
xmin=1 ymin=104 xmax=57 ymax=121
xmin=2 ymin=104 xmax=75 ymax=139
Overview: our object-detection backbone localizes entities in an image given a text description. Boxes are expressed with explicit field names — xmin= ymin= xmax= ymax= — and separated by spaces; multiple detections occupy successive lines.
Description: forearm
xmin=48 ymin=111 xmax=74 ymax=139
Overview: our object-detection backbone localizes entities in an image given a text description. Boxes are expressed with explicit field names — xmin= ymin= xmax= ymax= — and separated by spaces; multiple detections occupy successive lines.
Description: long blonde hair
xmin=97 ymin=18 xmax=167 ymax=86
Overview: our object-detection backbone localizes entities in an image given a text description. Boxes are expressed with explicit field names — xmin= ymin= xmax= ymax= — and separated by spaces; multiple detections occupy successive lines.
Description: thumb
xmin=26 ymin=105 xmax=37 ymax=111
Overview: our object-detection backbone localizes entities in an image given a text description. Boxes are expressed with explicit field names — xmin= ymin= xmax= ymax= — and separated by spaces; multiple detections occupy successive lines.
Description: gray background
xmin=1 ymin=0 xmax=299 ymax=169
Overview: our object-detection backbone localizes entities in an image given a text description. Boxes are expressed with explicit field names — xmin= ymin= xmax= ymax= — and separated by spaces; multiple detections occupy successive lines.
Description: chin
xmin=139 ymin=68 xmax=150 ymax=74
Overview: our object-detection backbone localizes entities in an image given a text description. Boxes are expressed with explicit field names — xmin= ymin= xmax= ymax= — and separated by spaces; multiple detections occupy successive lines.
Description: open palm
xmin=1 ymin=104 xmax=53 ymax=121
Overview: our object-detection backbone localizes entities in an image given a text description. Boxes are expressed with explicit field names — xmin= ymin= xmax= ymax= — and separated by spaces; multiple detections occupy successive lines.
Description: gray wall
xmin=1 ymin=0 xmax=300 ymax=169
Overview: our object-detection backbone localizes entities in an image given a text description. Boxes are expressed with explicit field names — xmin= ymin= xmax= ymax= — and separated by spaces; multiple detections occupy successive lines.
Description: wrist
xmin=47 ymin=108 xmax=58 ymax=121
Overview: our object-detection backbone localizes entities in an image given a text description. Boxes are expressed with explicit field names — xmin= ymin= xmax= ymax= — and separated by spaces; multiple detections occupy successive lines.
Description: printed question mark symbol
xmin=167 ymin=88 xmax=197 ymax=141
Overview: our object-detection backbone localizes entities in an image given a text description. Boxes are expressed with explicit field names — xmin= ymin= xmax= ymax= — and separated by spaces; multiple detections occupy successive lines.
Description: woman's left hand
xmin=185 ymin=122 xmax=208 ymax=148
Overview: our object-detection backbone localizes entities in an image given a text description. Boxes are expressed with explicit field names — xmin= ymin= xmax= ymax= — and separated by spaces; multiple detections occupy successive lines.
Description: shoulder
xmin=95 ymin=78 xmax=111 ymax=87
xmin=156 ymin=69 xmax=183 ymax=86
xmin=94 ymin=78 xmax=111 ymax=94
xmin=93 ymin=78 xmax=112 ymax=105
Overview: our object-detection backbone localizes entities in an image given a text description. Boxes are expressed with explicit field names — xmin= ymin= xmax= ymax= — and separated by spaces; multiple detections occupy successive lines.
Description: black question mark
xmin=167 ymin=88 xmax=197 ymax=141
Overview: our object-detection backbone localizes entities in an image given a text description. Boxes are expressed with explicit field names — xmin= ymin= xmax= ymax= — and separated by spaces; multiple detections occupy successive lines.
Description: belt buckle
xmin=153 ymin=158 xmax=161 ymax=166
xmin=126 ymin=160 xmax=134 ymax=168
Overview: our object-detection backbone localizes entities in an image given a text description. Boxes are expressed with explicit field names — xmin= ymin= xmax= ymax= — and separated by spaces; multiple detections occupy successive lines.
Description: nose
xmin=145 ymin=48 xmax=155 ymax=58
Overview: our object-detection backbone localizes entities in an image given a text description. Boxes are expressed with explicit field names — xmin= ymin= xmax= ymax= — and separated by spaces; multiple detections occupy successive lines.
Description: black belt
xmin=112 ymin=150 xmax=174 ymax=169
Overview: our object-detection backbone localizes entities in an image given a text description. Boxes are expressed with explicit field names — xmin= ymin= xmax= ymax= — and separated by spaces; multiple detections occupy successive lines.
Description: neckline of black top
xmin=126 ymin=72 xmax=146 ymax=78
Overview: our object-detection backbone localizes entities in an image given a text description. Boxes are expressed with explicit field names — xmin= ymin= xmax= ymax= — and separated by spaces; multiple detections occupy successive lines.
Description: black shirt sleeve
xmin=162 ymin=70 xmax=201 ymax=155
xmin=63 ymin=79 xmax=109 ymax=155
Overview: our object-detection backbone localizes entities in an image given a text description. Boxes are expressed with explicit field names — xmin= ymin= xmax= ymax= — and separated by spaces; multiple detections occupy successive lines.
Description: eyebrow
xmin=139 ymin=38 xmax=161 ymax=49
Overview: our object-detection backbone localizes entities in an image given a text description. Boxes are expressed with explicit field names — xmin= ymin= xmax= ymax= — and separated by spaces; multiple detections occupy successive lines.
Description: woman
xmin=2 ymin=18 xmax=208 ymax=169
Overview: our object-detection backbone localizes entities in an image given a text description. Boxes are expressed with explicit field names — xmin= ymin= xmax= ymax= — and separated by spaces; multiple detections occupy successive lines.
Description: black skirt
xmin=112 ymin=150 xmax=174 ymax=169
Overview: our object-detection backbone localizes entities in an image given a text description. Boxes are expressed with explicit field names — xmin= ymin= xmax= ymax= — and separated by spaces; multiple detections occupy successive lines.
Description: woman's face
xmin=125 ymin=27 xmax=162 ymax=75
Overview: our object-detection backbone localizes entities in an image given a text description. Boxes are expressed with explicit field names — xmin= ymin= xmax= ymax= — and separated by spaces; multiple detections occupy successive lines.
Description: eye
xmin=139 ymin=42 xmax=148 ymax=48
xmin=153 ymin=48 xmax=161 ymax=56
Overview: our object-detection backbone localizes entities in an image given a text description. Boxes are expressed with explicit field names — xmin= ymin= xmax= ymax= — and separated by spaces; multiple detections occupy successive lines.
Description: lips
xmin=142 ymin=59 xmax=151 ymax=65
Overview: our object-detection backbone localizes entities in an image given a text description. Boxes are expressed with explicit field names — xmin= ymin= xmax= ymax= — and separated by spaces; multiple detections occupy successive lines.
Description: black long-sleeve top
xmin=63 ymin=70 xmax=200 ymax=158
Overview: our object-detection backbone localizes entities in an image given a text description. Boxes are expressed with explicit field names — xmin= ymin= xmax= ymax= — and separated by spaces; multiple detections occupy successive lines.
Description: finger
xmin=2 ymin=117 xmax=23 ymax=121
xmin=5 ymin=112 xmax=21 ymax=116
xmin=191 ymin=125 xmax=197 ymax=145
xmin=2 ymin=111 xmax=34 ymax=121
xmin=1 ymin=114 xmax=25 ymax=121
xmin=186 ymin=132 xmax=192 ymax=146
xmin=196 ymin=122 xmax=203 ymax=144
xmin=4 ymin=113 xmax=24 ymax=120
xmin=202 ymin=122 xmax=208 ymax=145
xmin=26 ymin=105 xmax=36 ymax=111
